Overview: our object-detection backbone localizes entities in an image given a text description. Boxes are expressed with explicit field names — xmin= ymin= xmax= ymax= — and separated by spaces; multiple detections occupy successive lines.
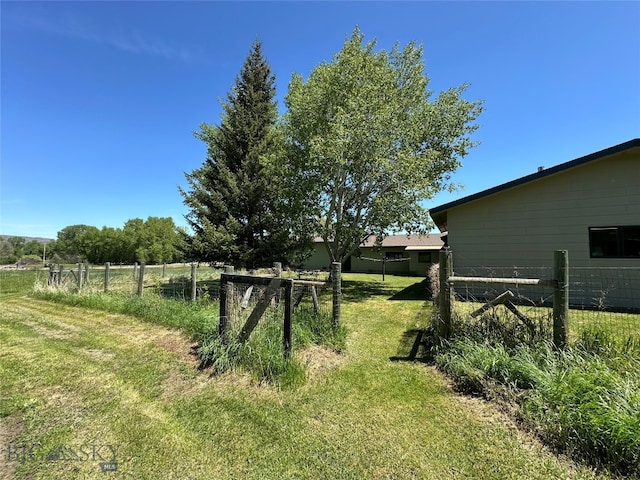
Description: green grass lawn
xmin=0 ymin=270 xmax=618 ymax=479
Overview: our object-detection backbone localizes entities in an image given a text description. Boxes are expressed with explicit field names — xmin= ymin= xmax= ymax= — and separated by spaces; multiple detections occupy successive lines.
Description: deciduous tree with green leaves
xmin=180 ymin=40 xmax=311 ymax=268
xmin=123 ymin=216 xmax=185 ymax=264
xmin=55 ymin=224 xmax=91 ymax=262
xmin=53 ymin=218 xmax=185 ymax=265
xmin=282 ymin=28 xmax=483 ymax=265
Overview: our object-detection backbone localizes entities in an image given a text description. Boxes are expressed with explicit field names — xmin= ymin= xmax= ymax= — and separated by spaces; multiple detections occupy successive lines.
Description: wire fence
xmin=43 ymin=263 xmax=224 ymax=300
xmin=442 ymin=264 xmax=640 ymax=343
xmin=39 ymin=263 xmax=332 ymax=305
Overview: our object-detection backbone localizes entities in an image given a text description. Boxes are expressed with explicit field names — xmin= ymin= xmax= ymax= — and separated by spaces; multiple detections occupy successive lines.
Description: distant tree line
xmin=0 ymin=236 xmax=47 ymax=265
xmin=1 ymin=217 xmax=187 ymax=266
xmin=54 ymin=217 xmax=187 ymax=264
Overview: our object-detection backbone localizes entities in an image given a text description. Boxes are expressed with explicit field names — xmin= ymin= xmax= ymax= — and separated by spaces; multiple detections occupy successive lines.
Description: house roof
xmin=360 ymin=234 xmax=443 ymax=249
xmin=429 ymin=138 xmax=640 ymax=232
xmin=313 ymin=234 xmax=444 ymax=249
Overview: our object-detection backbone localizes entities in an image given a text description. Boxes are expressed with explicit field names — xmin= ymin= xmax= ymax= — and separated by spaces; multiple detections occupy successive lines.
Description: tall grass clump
xmin=432 ymin=312 xmax=640 ymax=476
xmin=239 ymin=311 xmax=307 ymax=388
xmin=198 ymin=308 xmax=303 ymax=388
xmin=33 ymin=282 xmax=344 ymax=388
xmin=31 ymin=284 xmax=215 ymax=339
xmin=198 ymin=305 xmax=344 ymax=388
xmin=292 ymin=304 xmax=347 ymax=351
xmin=523 ymin=350 xmax=640 ymax=475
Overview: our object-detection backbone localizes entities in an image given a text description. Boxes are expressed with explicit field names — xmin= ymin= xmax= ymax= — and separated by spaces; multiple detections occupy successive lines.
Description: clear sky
xmin=1 ymin=1 xmax=639 ymax=239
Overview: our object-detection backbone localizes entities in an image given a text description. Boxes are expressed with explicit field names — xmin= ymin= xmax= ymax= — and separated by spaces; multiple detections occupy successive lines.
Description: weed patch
xmin=433 ymin=326 xmax=640 ymax=477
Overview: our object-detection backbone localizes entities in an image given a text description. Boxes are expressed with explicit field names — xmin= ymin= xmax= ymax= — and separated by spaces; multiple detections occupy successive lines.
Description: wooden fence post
xmin=219 ymin=274 xmax=228 ymax=343
xmin=310 ymin=286 xmax=319 ymax=313
xmin=137 ymin=262 xmax=145 ymax=297
xmin=84 ymin=263 xmax=89 ymax=283
xmin=77 ymin=263 xmax=83 ymax=290
xmin=438 ymin=250 xmax=453 ymax=339
xmin=58 ymin=264 xmax=64 ymax=286
xmin=162 ymin=262 xmax=167 ymax=278
xmin=553 ymin=250 xmax=569 ymax=349
xmin=48 ymin=264 xmax=55 ymax=285
xmin=331 ymin=262 xmax=341 ymax=329
xmin=283 ymin=279 xmax=293 ymax=358
xmin=190 ymin=262 xmax=198 ymax=302
xmin=220 ymin=265 xmax=235 ymax=343
xmin=104 ymin=262 xmax=110 ymax=292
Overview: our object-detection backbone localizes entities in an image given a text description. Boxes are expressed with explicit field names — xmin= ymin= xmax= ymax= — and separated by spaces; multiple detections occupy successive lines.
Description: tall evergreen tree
xmin=180 ymin=40 xmax=310 ymax=268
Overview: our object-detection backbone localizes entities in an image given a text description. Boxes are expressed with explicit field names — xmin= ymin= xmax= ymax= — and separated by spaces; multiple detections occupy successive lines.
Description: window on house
xmin=385 ymin=252 xmax=404 ymax=260
xmin=589 ymin=226 xmax=640 ymax=258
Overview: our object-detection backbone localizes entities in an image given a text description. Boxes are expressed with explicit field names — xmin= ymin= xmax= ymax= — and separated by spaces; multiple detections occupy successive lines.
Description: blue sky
xmin=2 ymin=1 xmax=639 ymax=239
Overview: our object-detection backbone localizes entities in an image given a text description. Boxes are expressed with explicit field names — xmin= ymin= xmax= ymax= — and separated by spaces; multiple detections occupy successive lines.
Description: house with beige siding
xmin=429 ymin=139 xmax=640 ymax=310
xmin=303 ymin=234 xmax=443 ymax=276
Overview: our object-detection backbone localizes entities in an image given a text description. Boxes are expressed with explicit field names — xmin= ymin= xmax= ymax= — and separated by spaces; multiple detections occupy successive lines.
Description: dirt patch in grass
xmin=160 ymin=368 xmax=210 ymax=400
xmin=20 ymin=317 xmax=82 ymax=340
xmin=154 ymin=333 xmax=207 ymax=400
xmin=0 ymin=415 xmax=26 ymax=480
xmin=80 ymin=348 xmax=116 ymax=362
xmin=39 ymin=385 xmax=88 ymax=431
xmin=299 ymin=345 xmax=344 ymax=381
xmin=94 ymin=313 xmax=199 ymax=364
xmin=152 ymin=331 xmax=199 ymax=366
xmin=453 ymin=390 xmax=520 ymax=432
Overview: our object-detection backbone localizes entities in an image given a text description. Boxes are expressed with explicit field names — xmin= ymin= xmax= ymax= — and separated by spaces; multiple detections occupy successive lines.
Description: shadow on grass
xmin=341 ymin=278 xmax=431 ymax=303
xmin=390 ymin=302 xmax=436 ymax=363
xmin=340 ymin=280 xmax=399 ymax=302
xmin=389 ymin=328 xmax=430 ymax=363
xmin=389 ymin=279 xmax=431 ymax=301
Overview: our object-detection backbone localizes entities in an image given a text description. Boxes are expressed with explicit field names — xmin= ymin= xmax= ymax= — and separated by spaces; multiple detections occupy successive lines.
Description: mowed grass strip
xmin=0 ymin=275 xmax=615 ymax=479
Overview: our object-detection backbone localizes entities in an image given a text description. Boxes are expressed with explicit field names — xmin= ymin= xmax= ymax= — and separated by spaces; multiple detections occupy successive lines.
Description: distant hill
xmin=1 ymin=235 xmax=54 ymax=244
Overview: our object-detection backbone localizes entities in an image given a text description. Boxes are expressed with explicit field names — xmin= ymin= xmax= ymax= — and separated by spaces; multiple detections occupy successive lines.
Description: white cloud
xmin=7 ymin=6 xmax=202 ymax=63
xmin=110 ymin=29 xmax=199 ymax=63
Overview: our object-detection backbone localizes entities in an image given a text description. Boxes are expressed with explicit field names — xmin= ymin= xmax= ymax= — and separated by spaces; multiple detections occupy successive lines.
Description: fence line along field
xmin=41 ymin=262 xmax=224 ymax=299
xmin=1 ymin=263 xmax=639 ymax=478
